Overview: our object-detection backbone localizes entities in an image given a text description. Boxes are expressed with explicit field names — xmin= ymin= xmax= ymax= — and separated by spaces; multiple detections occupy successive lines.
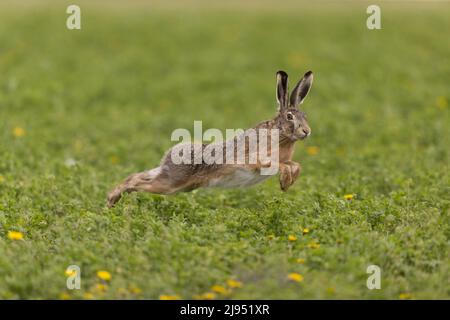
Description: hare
xmin=107 ymin=70 xmax=313 ymax=208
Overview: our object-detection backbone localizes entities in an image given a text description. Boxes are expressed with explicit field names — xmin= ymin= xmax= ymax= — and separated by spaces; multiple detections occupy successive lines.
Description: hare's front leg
xmin=279 ymin=161 xmax=301 ymax=192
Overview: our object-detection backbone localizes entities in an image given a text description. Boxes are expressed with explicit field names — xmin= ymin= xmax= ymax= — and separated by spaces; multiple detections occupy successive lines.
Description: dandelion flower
xmin=65 ymin=268 xmax=77 ymax=277
xmin=159 ymin=294 xmax=181 ymax=300
xmin=399 ymin=293 xmax=413 ymax=300
xmin=226 ymin=279 xmax=243 ymax=289
xmin=343 ymin=194 xmax=354 ymax=201
xmin=110 ymin=156 xmax=119 ymax=165
xmin=74 ymin=140 xmax=83 ymax=151
xmin=7 ymin=231 xmax=24 ymax=241
xmin=302 ymin=228 xmax=310 ymax=235
xmin=288 ymin=273 xmax=304 ymax=282
xmin=97 ymin=270 xmax=111 ymax=281
xmin=436 ymin=96 xmax=448 ymax=110
xmin=83 ymin=292 xmax=94 ymax=300
xmin=288 ymin=235 xmax=297 ymax=242
xmin=129 ymin=286 xmax=142 ymax=295
xmin=306 ymin=146 xmax=319 ymax=155
xmin=203 ymin=292 xmax=216 ymax=300
xmin=59 ymin=292 xmax=71 ymax=300
xmin=287 ymin=52 xmax=305 ymax=69
xmin=13 ymin=127 xmax=25 ymax=138
xmin=194 ymin=292 xmax=216 ymax=300
xmin=94 ymin=283 xmax=108 ymax=292
xmin=307 ymin=241 xmax=320 ymax=249
xmin=336 ymin=147 xmax=346 ymax=156
xmin=116 ymin=288 xmax=128 ymax=296
xmin=296 ymin=258 xmax=305 ymax=264
xmin=0 ymin=175 xmax=5 ymax=183
xmin=211 ymin=285 xmax=227 ymax=294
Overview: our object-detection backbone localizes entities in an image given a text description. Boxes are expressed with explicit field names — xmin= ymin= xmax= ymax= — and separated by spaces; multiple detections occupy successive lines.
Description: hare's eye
xmin=286 ymin=113 xmax=294 ymax=121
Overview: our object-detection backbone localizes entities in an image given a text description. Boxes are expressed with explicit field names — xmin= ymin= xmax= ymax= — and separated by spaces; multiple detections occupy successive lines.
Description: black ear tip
xmin=304 ymin=70 xmax=313 ymax=77
xmin=277 ymin=70 xmax=288 ymax=77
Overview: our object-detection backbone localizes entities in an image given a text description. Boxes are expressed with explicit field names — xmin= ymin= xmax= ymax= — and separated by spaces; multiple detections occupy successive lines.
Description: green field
xmin=0 ymin=1 xmax=449 ymax=299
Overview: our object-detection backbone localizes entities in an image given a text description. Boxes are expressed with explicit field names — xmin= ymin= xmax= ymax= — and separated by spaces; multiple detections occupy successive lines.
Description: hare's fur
xmin=107 ymin=70 xmax=313 ymax=207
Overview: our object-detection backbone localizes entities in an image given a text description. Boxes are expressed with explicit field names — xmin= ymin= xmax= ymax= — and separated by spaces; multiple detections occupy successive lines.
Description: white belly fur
xmin=207 ymin=167 xmax=271 ymax=188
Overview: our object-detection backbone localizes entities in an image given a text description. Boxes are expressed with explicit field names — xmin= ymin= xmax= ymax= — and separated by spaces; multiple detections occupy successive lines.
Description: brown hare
xmin=107 ymin=70 xmax=313 ymax=208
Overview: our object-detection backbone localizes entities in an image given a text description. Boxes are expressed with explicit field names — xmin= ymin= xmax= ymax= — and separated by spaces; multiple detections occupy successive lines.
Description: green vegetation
xmin=0 ymin=1 xmax=449 ymax=299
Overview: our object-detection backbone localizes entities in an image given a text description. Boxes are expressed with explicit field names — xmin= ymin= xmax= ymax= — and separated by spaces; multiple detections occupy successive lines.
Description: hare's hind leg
xmin=107 ymin=167 xmax=174 ymax=208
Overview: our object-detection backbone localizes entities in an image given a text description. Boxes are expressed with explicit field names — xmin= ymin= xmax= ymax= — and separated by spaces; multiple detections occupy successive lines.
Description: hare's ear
xmin=290 ymin=71 xmax=313 ymax=108
xmin=276 ymin=70 xmax=289 ymax=111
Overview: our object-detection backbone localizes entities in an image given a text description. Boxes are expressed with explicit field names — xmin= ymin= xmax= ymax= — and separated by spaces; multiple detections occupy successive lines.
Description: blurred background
xmin=0 ymin=0 xmax=449 ymax=299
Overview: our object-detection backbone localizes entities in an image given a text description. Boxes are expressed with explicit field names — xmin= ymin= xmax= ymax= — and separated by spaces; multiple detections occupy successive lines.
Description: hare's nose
xmin=302 ymin=128 xmax=310 ymax=136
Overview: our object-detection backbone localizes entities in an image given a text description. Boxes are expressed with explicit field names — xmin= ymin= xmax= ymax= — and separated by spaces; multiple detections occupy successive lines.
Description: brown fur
xmin=107 ymin=70 xmax=314 ymax=207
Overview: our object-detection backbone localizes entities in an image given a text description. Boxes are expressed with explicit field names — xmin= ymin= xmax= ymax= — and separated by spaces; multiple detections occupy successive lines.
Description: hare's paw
xmin=279 ymin=164 xmax=293 ymax=192
xmin=287 ymin=161 xmax=301 ymax=182
xmin=107 ymin=188 xmax=123 ymax=208
xmin=279 ymin=161 xmax=301 ymax=192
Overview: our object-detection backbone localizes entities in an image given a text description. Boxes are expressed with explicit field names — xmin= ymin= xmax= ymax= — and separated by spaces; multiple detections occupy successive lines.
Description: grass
xmin=0 ymin=1 xmax=449 ymax=299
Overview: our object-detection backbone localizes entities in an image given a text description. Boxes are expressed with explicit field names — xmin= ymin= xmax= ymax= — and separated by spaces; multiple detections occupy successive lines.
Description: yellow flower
xmin=306 ymin=146 xmax=319 ymax=155
xmin=204 ymin=292 xmax=216 ymax=300
xmin=116 ymin=288 xmax=128 ymax=296
xmin=343 ymin=194 xmax=354 ymax=201
xmin=287 ymin=52 xmax=305 ymax=69
xmin=97 ymin=270 xmax=111 ymax=281
xmin=296 ymin=258 xmax=305 ymax=264
xmin=336 ymin=147 xmax=346 ymax=156
xmin=159 ymin=294 xmax=181 ymax=300
xmin=302 ymin=228 xmax=310 ymax=235
xmin=74 ymin=140 xmax=83 ymax=151
xmin=288 ymin=235 xmax=297 ymax=242
xmin=436 ymin=96 xmax=448 ymax=110
xmin=59 ymin=292 xmax=71 ymax=300
xmin=194 ymin=292 xmax=215 ymax=300
xmin=129 ymin=286 xmax=142 ymax=295
xmin=110 ymin=156 xmax=119 ymax=165
xmin=13 ymin=127 xmax=25 ymax=138
xmin=288 ymin=273 xmax=304 ymax=282
xmin=226 ymin=279 xmax=243 ymax=289
xmin=399 ymin=293 xmax=413 ymax=300
xmin=159 ymin=99 xmax=172 ymax=108
xmin=65 ymin=269 xmax=77 ymax=277
xmin=307 ymin=241 xmax=320 ymax=249
xmin=211 ymin=285 xmax=227 ymax=294
xmin=7 ymin=231 xmax=24 ymax=241
xmin=327 ymin=287 xmax=336 ymax=295
xmin=83 ymin=292 xmax=94 ymax=300
xmin=0 ymin=175 xmax=5 ymax=183
xmin=94 ymin=283 xmax=108 ymax=292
